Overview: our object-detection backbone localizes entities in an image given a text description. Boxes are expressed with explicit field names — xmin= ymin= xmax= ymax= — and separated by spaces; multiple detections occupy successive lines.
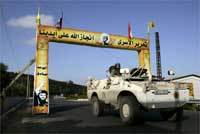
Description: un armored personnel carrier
xmin=87 ymin=67 xmax=189 ymax=124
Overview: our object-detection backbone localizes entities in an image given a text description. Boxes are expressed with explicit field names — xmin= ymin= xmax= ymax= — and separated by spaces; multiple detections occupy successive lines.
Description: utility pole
xmin=5 ymin=58 xmax=35 ymax=92
xmin=26 ymin=74 xmax=30 ymax=99
xmin=155 ymin=32 xmax=162 ymax=79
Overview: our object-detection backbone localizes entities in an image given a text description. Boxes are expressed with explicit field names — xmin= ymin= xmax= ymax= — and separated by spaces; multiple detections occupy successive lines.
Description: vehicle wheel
xmin=160 ymin=110 xmax=176 ymax=121
xmin=91 ymin=96 xmax=103 ymax=116
xmin=119 ymin=96 xmax=140 ymax=124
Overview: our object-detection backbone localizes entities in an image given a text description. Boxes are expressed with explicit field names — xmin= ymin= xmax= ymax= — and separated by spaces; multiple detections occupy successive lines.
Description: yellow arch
xmin=33 ymin=20 xmax=153 ymax=114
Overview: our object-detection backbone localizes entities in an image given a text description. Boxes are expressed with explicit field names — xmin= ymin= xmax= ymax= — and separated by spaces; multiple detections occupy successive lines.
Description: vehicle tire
xmin=91 ymin=96 xmax=104 ymax=116
xmin=119 ymin=96 xmax=140 ymax=124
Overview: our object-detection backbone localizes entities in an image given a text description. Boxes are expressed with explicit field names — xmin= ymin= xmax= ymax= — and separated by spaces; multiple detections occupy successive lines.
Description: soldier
xmin=109 ymin=63 xmax=121 ymax=76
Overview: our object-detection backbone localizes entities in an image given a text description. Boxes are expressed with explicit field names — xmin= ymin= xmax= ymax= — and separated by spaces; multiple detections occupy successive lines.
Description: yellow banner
xmin=38 ymin=25 xmax=149 ymax=51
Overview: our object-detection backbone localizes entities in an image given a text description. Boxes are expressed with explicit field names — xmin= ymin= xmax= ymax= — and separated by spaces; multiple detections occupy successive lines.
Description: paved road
xmin=1 ymin=98 xmax=199 ymax=133
xmin=0 ymin=96 xmax=25 ymax=114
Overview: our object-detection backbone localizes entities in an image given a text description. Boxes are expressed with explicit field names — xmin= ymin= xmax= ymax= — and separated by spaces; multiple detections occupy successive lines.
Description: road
xmin=1 ymin=98 xmax=199 ymax=133
xmin=0 ymin=96 xmax=25 ymax=114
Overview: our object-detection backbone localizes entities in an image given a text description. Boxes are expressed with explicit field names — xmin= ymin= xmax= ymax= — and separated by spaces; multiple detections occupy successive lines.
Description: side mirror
xmin=168 ymin=70 xmax=175 ymax=76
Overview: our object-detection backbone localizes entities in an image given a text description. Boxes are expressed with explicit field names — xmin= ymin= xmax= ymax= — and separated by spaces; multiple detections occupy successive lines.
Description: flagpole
xmin=147 ymin=21 xmax=155 ymax=41
xmin=147 ymin=27 xmax=150 ymax=42
xmin=147 ymin=21 xmax=155 ymax=82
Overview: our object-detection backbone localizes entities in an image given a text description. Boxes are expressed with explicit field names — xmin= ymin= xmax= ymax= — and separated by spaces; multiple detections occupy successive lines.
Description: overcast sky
xmin=0 ymin=0 xmax=199 ymax=84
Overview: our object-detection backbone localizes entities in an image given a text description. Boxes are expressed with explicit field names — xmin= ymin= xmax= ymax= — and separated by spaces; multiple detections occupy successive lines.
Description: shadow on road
xmin=50 ymin=104 xmax=89 ymax=114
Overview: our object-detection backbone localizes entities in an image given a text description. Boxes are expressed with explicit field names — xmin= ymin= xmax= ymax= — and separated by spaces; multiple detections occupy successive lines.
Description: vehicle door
xmin=102 ymin=77 xmax=120 ymax=103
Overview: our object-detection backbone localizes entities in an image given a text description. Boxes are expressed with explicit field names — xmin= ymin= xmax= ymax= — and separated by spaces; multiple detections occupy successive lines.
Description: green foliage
xmin=49 ymin=79 xmax=86 ymax=96
xmin=183 ymin=103 xmax=199 ymax=111
xmin=0 ymin=63 xmax=8 ymax=73
xmin=1 ymin=62 xmax=86 ymax=97
xmin=65 ymin=94 xmax=87 ymax=100
xmin=0 ymin=63 xmax=9 ymax=89
xmin=5 ymin=72 xmax=34 ymax=96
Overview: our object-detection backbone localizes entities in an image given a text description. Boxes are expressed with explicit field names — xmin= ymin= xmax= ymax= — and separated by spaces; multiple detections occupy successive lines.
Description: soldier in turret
xmin=109 ymin=63 xmax=121 ymax=77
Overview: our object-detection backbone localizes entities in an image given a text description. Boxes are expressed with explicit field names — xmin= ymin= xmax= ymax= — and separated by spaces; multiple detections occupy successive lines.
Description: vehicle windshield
xmin=124 ymin=67 xmax=167 ymax=81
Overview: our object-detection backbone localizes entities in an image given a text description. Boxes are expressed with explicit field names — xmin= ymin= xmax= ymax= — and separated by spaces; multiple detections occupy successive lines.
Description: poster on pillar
xmin=33 ymin=37 xmax=49 ymax=114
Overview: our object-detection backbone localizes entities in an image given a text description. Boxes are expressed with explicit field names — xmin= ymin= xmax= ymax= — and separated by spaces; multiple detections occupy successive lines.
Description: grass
xmin=183 ymin=103 xmax=200 ymax=111
xmin=65 ymin=95 xmax=87 ymax=100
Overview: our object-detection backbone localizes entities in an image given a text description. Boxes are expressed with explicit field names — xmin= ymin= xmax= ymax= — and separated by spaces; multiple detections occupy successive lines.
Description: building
xmin=171 ymin=74 xmax=200 ymax=103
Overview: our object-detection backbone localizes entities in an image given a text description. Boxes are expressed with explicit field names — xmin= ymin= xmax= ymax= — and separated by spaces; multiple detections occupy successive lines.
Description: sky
xmin=0 ymin=0 xmax=199 ymax=85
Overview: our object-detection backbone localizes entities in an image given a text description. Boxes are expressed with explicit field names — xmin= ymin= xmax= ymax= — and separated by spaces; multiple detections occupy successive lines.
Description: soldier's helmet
xmin=115 ymin=63 xmax=121 ymax=69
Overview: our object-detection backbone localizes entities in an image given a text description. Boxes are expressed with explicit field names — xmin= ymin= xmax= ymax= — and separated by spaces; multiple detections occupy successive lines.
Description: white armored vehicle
xmin=87 ymin=66 xmax=189 ymax=124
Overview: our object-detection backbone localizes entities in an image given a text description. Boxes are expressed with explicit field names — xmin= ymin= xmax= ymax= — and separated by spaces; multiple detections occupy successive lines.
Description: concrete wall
xmin=173 ymin=76 xmax=200 ymax=101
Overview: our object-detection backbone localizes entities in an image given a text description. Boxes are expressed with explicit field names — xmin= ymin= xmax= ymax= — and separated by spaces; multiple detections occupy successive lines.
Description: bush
xmin=183 ymin=103 xmax=199 ymax=111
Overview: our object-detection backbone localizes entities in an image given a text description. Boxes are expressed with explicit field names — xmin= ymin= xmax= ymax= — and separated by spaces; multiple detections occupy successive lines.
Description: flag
xmin=128 ymin=22 xmax=133 ymax=39
xmin=148 ymin=21 xmax=155 ymax=28
xmin=55 ymin=12 xmax=63 ymax=29
xmin=147 ymin=21 xmax=155 ymax=34
xmin=36 ymin=8 xmax=41 ymax=25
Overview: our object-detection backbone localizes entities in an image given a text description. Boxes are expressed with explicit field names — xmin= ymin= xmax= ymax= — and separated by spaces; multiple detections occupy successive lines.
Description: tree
xmin=66 ymin=80 xmax=74 ymax=85
xmin=0 ymin=63 xmax=8 ymax=72
xmin=0 ymin=63 xmax=9 ymax=91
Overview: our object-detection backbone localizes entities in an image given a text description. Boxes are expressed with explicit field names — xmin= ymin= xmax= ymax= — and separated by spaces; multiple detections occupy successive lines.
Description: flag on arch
xmin=128 ymin=22 xmax=133 ymax=39
xmin=55 ymin=12 xmax=63 ymax=29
